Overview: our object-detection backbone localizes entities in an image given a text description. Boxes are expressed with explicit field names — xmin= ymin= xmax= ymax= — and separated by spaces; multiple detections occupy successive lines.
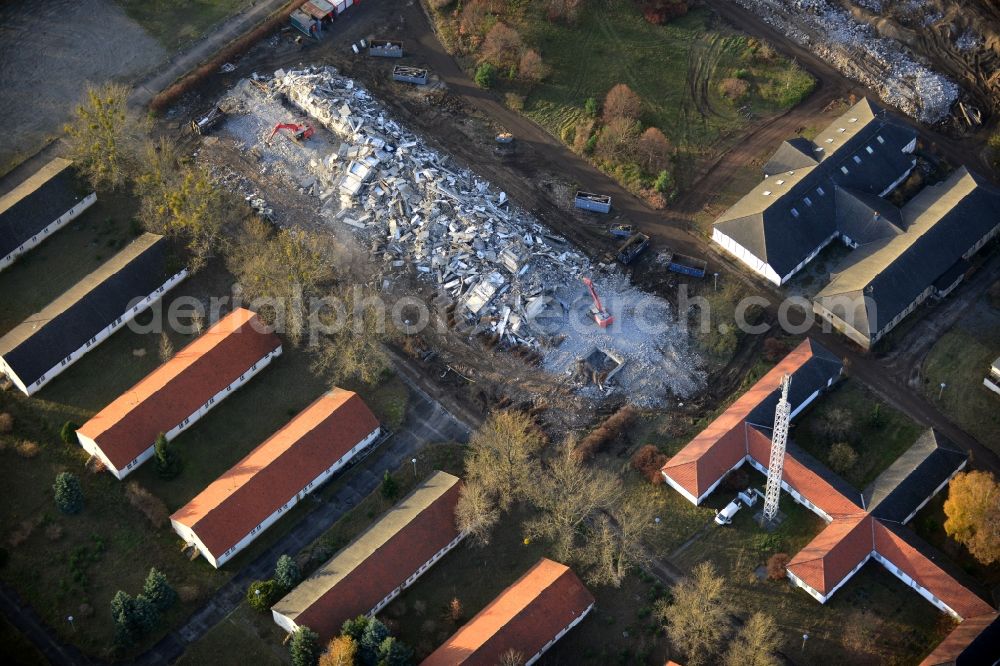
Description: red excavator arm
xmin=269 ymin=122 xmax=315 ymax=142
xmin=582 ymin=277 xmax=614 ymax=328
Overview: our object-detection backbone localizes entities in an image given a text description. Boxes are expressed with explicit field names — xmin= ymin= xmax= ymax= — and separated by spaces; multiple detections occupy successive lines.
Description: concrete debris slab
xmin=208 ymin=66 xmax=706 ymax=406
xmin=736 ymin=0 xmax=958 ymax=123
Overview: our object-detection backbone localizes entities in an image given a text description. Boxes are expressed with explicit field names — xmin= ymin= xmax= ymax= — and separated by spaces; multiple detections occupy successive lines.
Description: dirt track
xmin=702 ymin=0 xmax=998 ymax=182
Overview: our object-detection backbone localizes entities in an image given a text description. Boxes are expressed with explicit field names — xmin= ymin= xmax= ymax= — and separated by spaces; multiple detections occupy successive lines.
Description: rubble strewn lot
xmin=202 ymin=67 xmax=705 ymax=406
xmin=736 ymin=0 xmax=958 ymax=123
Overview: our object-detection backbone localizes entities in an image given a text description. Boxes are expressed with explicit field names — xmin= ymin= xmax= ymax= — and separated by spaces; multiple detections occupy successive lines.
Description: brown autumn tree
xmin=765 ymin=552 xmax=789 ymax=580
xmin=459 ymin=0 xmax=491 ymax=40
xmin=943 ymin=470 xmax=1000 ymax=565
xmin=481 ymin=23 xmax=523 ymax=70
xmin=827 ymin=441 xmax=858 ymax=474
xmin=546 ymin=0 xmax=583 ymax=24
xmin=723 ymin=612 xmax=780 ymax=666
xmin=64 ymin=82 xmax=148 ymax=191
xmin=518 ymin=49 xmax=548 ymax=83
xmin=636 ymin=127 xmax=672 ymax=173
xmin=657 ymin=561 xmax=732 ymax=666
xmin=603 ymin=83 xmax=642 ymax=122
xmin=631 ymin=444 xmax=668 ymax=484
xmin=583 ymin=492 xmax=657 ymax=587
xmin=595 ymin=116 xmax=640 ymax=164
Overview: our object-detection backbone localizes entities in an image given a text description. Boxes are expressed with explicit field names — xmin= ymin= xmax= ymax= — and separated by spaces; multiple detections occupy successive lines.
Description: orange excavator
xmin=269 ymin=122 xmax=315 ymax=144
xmin=582 ymin=277 xmax=614 ymax=328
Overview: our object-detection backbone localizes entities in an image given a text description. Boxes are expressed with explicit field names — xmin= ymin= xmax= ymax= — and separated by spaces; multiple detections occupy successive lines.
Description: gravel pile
xmin=210 ymin=66 xmax=705 ymax=405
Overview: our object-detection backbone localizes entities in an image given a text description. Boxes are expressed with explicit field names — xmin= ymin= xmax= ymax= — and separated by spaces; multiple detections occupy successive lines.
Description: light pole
xmin=938 ymin=382 xmax=947 ymax=400
xmin=713 ymin=272 xmax=719 ymax=292
xmin=411 ymin=457 xmax=417 ymax=479
xmin=67 ymin=615 xmax=75 ymax=632
xmin=801 ymin=633 xmax=808 ymax=652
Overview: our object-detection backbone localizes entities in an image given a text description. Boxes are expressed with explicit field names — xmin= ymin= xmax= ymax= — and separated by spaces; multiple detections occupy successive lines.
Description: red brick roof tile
xmin=746 ymin=428 xmax=863 ymax=518
xmin=873 ymin=521 xmax=994 ymax=620
xmin=272 ymin=471 xmax=463 ymax=641
xmin=787 ymin=515 xmax=872 ymax=595
xmin=78 ymin=309 xmax=280 ymax=470
xmin=661 ymin=339 xmax=819 ymax=500
xmin=422 ymin=559 xmax=594 ymax=665
xmin=171 ymin=389 xmax=379 ymax=560
xmin=919 ymin=612 xmax=998 ymax=665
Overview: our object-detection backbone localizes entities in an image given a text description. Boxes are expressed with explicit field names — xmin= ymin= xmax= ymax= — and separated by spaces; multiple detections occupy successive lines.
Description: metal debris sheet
xmin=208 ymin=66 xmax=705 ymax=406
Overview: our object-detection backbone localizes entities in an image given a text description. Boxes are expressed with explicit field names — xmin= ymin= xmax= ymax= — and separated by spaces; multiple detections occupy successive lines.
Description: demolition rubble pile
xmin=211 ymin=66 xmax=704 ymax=405
xmin=736 ymin=0 xmax=959 ymax=123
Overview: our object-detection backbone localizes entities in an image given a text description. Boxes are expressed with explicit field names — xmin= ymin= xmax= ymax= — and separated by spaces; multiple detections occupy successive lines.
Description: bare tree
xmin=724 ymin=612 xmax=780 ymax=666
xmin=226 ymin=218 xmax=336 ymax=344
xmin=158 ymin=333 xmax=174 ymax=363
xmin=524 ymin=439 xmax=621 ymax=560
xmin=636 ymin=127 xmax=672 ymax=173
xmin=603 ymin=83 xmax=642 ymax=122
xmin=595 ymin=116 xmax=640 ymax=163
xmin=465 ymin=410 xmax=545 ymax=510
xmin=481 ymin=23 xmax=523 ymax=70
xmin=518 ymin=49 xmax=548 ymax=83
xmin=139 ymin=141 xmax=237 ymax=272
xmin=498 ymin=649 xmax=525 ymax=666
xmin=658 ymin=561 xmax=732 ymax=666
xmin=459 ymin=0 xmax=491 ymax=41
xmin=64 ymin=82 xmax=147 ymax=191
xmin=310 ymin=285 xmax=393 ymax=386
xmin=455 ymin=479 xmax=500 ymax=546
xmin=583 ymin=492 xmax=657 ymax=587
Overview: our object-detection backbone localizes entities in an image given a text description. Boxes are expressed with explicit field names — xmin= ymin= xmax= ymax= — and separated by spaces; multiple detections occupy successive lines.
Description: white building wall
xmin=527 ymin=603 xmax=595 ymax=666
xmin=900 ymin=460 xmax=967 ymax=526
xmin=878 ymin=159 xmax=917 ymax=197
xmin=9 ymin=269 xmax=189 ymax=397
xmin=0 ymin=192 xmax=97 ymax=271
xmin=369 ymin=531 xmax=469 ymax=616
xmin=81 ymin=346 xmax=283 ymax=479
xmin=872 ymin=552 xmax=961 ymax=619
xmin=712 ymin=228 xmax=783 ymax=285
xmin=181 ymin=426 xmax=381 ymax=568
xmin=786 ymin=552 xmax=872 ymax=604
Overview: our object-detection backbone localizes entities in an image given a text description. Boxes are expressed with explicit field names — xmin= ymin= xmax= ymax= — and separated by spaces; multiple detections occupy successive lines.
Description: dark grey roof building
xmin=0 ymin=233 xmax=188 ymax=395
xmin=712 ymin=98 xmax=918 ymax=284
xmin=745 ymin=338 xmax=843 ymax=428
xmin=0 ymin=158 xmax=96 ymax=271
xmin=814 ymin=168 xmax=1000 ymax=348
xmin=863 ymin=429 xmax=967 ymax=523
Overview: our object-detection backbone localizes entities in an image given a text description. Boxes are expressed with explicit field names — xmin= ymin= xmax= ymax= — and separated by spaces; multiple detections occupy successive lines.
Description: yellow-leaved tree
xmin=943 ymin=470 xmax=1000 ymax=565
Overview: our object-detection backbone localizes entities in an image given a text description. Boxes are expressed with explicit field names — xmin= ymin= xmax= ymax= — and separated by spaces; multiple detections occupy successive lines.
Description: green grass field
xmin=427 ymin=1 xmax=814 ymax=194
xmin=918 ymin=295 xmax=1000 ymax=455
xmin=382 ymin=505 xmax=671 ymax=663
xmin=0 ymin=191 xmax=141 ymax=336
xmin=0 ymin=615 xmax=48 ymax=666
xmin=115 ymin=0 xmax=253 ymax=51
xmin=671 ymin=498 xmax=948 ymax=664
xmin=0 ymin=199 xmax=423 ymax=659
xmin=519 ymin=4 xmax=814 ymax=182
xmin=793 ymin=379 xmax=923 ymax=490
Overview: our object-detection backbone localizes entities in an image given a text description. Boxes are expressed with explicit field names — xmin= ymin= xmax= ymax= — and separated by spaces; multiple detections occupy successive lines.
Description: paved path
xmin=0 ymin=376 xmax=468 ymax=666
xmin=130 ymin=374 xmax=469 ymax=665
xmin=130 ymin=0 xmax=291 ymax=109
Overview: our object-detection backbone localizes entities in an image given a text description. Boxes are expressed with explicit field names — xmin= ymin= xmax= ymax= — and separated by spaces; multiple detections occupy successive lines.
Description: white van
xmin=714 ymin=500 xmax=741 ymax=526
